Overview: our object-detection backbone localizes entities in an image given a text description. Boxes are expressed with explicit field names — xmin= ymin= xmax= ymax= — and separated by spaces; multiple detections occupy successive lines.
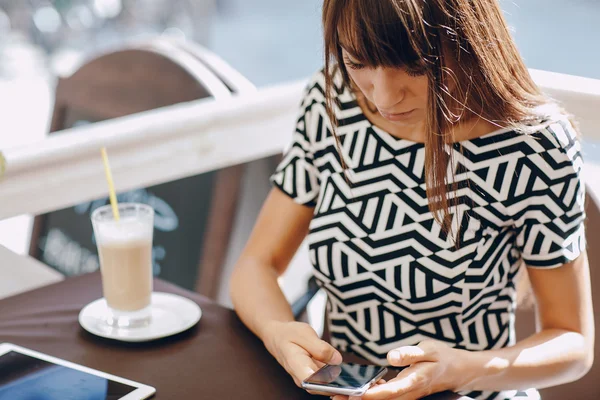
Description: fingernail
xmin=349 ymin=397 xmax=362 ymax=400
xmin=389 ymin=350 xmax=401 ymax=363
xmin=330 ymin=351 xmax=343 ymax=364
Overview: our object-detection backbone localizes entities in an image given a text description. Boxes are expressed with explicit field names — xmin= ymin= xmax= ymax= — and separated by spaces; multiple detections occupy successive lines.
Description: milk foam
xmin=96 ymin=217 xmax=152 ymax=245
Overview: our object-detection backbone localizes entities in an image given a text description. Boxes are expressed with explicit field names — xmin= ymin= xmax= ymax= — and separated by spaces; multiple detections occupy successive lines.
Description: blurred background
xmin=0 ymin=0 xmax=598 ymax=153
xmin=0 ymin=0 xmax=598 ymax=302
xmin=0 ymin=0 xmax=598 ymax=151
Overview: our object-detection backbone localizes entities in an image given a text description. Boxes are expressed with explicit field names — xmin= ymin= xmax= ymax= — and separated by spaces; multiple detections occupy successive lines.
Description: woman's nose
xmin=371 ymin=67 xmax=405 ymax=111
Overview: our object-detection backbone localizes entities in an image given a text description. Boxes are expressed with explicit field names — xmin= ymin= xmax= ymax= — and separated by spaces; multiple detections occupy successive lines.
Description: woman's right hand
xmin=263 ymin=320 xmax=343 ymax=389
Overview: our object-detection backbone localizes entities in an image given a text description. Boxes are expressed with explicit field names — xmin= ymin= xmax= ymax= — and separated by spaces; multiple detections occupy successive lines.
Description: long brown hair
xmin=322 ymin=0 xmax=555 ymax=231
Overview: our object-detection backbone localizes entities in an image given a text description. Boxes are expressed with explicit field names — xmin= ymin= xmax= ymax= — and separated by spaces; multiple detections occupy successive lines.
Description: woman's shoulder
xmin=517 ymin=110 xmax=583 ymax=176
xmin=301 ymin=67 xmax=346 ymax=106
xmin=299 ymin=67 xmax=363 ymax=143
xmin=525 ymin=110 xmax=580 ymax=155
xmin=465 ymin=110 xmax=582 ymax=177
xmin=302 ymin=66 xmax=357 ymax=106
xmin=301 ymin=69 xmax=326 ymax=103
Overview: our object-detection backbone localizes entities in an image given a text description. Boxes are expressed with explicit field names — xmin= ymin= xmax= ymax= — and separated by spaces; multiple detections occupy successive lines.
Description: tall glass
xmin=91 ymin=203 xmax=154 ymax=328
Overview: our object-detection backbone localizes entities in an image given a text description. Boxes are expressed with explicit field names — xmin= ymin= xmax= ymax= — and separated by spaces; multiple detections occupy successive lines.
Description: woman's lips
xmin=378 ymin=109 xmax=417 ymax=121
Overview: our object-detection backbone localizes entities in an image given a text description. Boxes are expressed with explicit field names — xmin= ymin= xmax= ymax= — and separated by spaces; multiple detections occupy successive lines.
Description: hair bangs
xmin=335 ymin=0 xmax=430 ymax=71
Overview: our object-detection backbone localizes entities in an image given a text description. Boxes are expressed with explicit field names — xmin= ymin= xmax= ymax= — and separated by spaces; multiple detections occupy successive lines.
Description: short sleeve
xmin=270 ymin=82 xmax=322 ymax=207
xmin=514 ymin=120 xmax=586 ymax=268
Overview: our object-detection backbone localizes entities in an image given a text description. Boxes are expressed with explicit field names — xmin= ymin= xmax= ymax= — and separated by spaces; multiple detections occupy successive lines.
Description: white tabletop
xmin=0 ymin=243 xmax=63 ymax=300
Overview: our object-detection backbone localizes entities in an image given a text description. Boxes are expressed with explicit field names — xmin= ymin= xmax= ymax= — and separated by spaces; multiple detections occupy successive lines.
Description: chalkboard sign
xmin=30 ymin=43 xmax=245 ymax=296
xmin=38 ymin=172 xmax=216 ymax=290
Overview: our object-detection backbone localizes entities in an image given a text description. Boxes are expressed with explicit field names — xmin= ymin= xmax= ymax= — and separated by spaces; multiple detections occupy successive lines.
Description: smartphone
xmin=302 ymin=362 xmax=388 ymax=396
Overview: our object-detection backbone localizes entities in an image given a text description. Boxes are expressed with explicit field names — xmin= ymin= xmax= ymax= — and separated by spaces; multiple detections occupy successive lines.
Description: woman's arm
xmin=347 ymin=254 xmax=594 ymax=400
xmin=461 ymin=253 xmax=594 ymax=391
xmin=229 ymin=188 xmax=313 ymax=340
xmin=230 ymin=188 xmax=342 ymax=389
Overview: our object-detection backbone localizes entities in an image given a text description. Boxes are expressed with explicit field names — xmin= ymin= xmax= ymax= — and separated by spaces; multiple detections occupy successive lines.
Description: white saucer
xmin=79 ymin=292 xmax=202 ymax=342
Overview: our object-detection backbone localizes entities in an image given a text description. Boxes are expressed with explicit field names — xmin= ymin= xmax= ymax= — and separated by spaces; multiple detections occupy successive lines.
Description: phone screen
xmin=304 ymin=363 xmax=386 ymax=389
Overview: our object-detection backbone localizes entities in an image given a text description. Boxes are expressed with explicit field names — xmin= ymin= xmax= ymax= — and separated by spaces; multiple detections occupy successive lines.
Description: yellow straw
xmin=100 ymin=147 xmax=120 ymax=222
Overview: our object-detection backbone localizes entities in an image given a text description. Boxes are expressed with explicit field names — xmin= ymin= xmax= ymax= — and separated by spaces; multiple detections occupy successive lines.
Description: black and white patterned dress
xmin=271 ymin=70 xmax=586 ymax=400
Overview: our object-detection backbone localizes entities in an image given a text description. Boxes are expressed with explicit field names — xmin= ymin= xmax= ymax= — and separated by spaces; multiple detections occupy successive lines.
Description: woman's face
xmin=341 ymin=48 xmax=429 ymax=128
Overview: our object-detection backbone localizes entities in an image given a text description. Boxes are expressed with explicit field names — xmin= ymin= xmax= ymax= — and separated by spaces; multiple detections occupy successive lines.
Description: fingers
xmin=333 ymin=378 xmax=386 ymax=400
xmin=360 ymin=378 xmax=412 ymax=400
xmin=360 ymin=367 xmax=431 ymax=400
xmin=321 ymin=377 xmax=389 ymax=400
xmin=274 ymin=321 xmax=346 ymax=394
xmin=291 ymin=325 xmax=343 ymax=364
xmin=286 ymin=350 xmax=319 ymax=385
xmin=387 ymin=342 xmax=438 ymax=367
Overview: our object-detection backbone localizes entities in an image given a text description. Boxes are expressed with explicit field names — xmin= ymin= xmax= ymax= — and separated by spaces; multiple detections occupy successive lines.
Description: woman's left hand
xmin=332 ymin=340 xmax=475 ymax=400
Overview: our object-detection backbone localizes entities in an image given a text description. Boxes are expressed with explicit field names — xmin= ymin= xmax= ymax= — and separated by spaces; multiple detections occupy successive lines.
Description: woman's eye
xmin=405 ymin=66 xmax=427 ymax=77
xmin=343 ymin=57 xmax=365 ymax=70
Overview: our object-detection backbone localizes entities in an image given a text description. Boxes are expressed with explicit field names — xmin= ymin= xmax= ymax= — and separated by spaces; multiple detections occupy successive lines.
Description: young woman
xmin=229 ymin=1 xmax=594 ymax=399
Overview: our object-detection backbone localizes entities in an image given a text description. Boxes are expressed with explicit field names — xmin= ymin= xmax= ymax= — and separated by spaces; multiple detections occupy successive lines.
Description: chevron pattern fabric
xmin=271 ymin=70 xmax=585 ymax=400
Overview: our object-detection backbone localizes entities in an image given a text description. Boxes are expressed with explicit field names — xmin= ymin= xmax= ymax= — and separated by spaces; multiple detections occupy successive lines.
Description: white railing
xmin=0 ymin=69 xmax=599 ymax=221
xmin=0 ymin=80 xmax=305 ymax=220
xmin=529 ymin=69 xmax=600 ymax=134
